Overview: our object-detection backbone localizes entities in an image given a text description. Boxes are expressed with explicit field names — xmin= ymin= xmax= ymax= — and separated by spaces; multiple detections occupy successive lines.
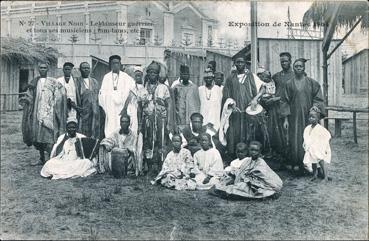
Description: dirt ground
xmin=1 ymin=111 xmax=368 ymax=240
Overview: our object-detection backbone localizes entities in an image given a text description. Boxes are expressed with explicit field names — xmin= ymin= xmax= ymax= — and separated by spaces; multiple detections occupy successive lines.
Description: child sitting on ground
xmin=220 ymin=142 xmax=248 ymax=186
xmin=303 ymin=108 xmax=332 ymax=181
xmin=213 ymin=141 xmax=283 ymax=199
xmin=191 ymin=133 xmax=224 ymax=190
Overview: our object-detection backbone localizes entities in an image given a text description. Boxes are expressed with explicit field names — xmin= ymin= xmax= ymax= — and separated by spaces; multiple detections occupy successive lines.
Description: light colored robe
xmin=215 ymin=157 xmax=283 ymax=199
xmin=98 ymin=129 xmax=137 ymax=175
xmin=40 ymin=133 xmax=96 ymax=179
xmin=198 ymin=85 xmax=223 ymax=130
xmin=192 ymin=148 xmax=224 ymax=190
xmin=152 ymin=148 xmax=196 ymax=190
xmin=303 ymin=124 xmax=331 ymax=172
xmin=99 ymin=71 xmax=135 ymax=137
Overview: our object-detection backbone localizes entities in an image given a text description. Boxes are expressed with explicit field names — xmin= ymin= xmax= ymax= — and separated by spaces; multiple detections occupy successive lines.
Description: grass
xmin=0 ymin=111 xmax=368 ymax=240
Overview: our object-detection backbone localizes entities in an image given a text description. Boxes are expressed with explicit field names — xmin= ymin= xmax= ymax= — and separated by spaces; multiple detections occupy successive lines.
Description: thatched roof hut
xmin=1 ymin=37 xmax=61 ymax=111
xmin=1 ymin=37 xmax=60 ymax=64
xmin=302 ymin=1 xmax=369 ymax=30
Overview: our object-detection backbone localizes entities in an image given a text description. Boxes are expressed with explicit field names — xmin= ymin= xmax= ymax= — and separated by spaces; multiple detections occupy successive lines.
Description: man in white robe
xmin=198 ymin=69 xmax=223 ymax=130
xmin=99 ymin=55 xmax=135 ymax=137
xmin=40 ymin=117 xmax=97 ymax=179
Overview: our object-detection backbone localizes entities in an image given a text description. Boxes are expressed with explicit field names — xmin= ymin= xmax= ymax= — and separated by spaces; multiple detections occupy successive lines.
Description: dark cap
xmin=294 ymin=58 xmax=309 ymax=65
xmin=279 ymin=52 xmax=292 ymax=58
xmin=180 ymin=64 xmax=190 ymax=74
xmin=146 ymin=61 xmax=161 ymax=73
xmin=109 ymin=55 xmax=121 ymax=63
xmin=63 ymin=62 xmax=74 ymax=68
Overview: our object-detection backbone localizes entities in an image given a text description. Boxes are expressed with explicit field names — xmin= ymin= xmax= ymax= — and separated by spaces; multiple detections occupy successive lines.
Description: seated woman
xmin=192 ymin=133 xmax=224 ymax=190
xmin=213 ymin=141 xmax=283 ymax=199
xmin=40 ymin=117 xmax=97 ymax=179
xmin=98 ymin=114 xmax=137 ymax=178
xmin=151 ymin=134 xmax=196 ymax=190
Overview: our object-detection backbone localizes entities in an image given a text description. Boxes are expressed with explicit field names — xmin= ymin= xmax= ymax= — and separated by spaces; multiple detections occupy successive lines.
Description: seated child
xmin=191 ymin=133 xmax=224 ymax=190
xmin=303 ymin=108 xmax=331 ymax=181
xmin=213 ymin=141 xmax=283 ymax=199
xmin=151 ymin=134 xmax=196 ymax=190
xmin=224 ymin=142 xmax=248 ymax=173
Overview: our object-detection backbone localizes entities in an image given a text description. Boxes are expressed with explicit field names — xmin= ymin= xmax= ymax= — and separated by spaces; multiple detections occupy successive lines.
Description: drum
xmin=111 ymin=148 xmax=129 ymax=178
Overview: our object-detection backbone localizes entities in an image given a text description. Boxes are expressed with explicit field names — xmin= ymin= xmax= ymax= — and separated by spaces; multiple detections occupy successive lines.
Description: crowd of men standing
xmin=20 ymin=51 xmax=325 ymax=178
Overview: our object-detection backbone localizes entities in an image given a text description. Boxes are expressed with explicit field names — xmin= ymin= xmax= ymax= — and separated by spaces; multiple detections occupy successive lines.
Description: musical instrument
xmin=75 ymin=137 xmax=99 ymax=160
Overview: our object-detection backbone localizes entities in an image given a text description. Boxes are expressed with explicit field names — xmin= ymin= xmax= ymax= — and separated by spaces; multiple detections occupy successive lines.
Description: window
xmin=139 ymin=28 xmax=152 ymax=45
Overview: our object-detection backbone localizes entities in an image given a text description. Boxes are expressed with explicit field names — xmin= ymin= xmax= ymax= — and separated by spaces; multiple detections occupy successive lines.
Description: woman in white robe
xmin=40 ymin=118 xmax=96 ymax=179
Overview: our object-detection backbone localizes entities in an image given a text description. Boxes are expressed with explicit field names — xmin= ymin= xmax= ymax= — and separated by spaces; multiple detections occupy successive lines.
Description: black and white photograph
xmin=0 ymin=0 xmax=368 ymax=240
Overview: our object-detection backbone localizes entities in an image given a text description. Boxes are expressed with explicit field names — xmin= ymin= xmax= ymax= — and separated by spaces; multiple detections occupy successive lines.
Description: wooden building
xmin=339 ymin=49 xmax=368 ymax=108
xmin=164 ymin=49 xmax=233 ymax=86
xmin=1 ymin=37 xmax=59 ymax=111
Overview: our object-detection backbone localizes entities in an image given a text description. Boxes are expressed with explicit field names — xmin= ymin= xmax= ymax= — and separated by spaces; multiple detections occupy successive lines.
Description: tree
xmin=153 ymin=33 xmax=162 ymax=46
xmin=90 ymin=30 xmax=101 ymax=44
xmin=115 ymin=33 xmax=126 ymax=45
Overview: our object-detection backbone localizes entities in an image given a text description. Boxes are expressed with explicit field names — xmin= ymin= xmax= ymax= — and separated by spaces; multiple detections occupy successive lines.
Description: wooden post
xmin=353 ymin=111 xmax=357 ymax=144
xmin=322 ymin=39 xmax=329 ymax=128
xmin=250 ymin=0 xmax=258 ymax=73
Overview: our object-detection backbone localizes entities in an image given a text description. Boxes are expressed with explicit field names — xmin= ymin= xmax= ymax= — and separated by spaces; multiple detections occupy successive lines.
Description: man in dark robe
xmin=268 ymin=52 xmax=294 ymax=160
xmin=172 ymin=65 xmax=201 ymax=130
xmin=280 ymin=58 xmax=325 ymax=175
xmin=73 ymin=62 xmax=101 ymax=139
xmin=221 ymin=56 xmax=265 ymax=161
xmin=20 ymin=62 xmax=67 ymax=165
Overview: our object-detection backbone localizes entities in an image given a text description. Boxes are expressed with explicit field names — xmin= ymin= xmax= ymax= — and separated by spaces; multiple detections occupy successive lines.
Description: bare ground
xmin=1 ymin=111 xmax=368 ymax=240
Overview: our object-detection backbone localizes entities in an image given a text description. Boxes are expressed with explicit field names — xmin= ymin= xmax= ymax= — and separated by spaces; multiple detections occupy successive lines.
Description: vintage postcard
xmin=1 ymin=0 xmax=368 ymax=240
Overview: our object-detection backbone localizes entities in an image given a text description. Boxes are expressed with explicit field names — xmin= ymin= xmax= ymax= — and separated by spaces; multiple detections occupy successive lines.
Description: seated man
xmin=181 ymin=112 xmax=223 ymax=156
xmin=98 ymin=114 xmax=137 ymax=178
xmin=40 ymin=117 xmax=97 ymax=179
xmin=213 ymin=141 xmax=283 ymax=199
xmin=191 ymin=133 xmax=224 ymax=190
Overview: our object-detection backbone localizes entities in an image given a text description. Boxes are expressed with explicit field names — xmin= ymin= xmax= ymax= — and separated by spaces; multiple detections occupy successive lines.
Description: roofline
xmin=343 ymin=48 xmax=369 ymax=64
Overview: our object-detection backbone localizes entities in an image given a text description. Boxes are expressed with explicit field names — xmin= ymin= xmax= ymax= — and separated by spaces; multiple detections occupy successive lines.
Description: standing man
xmin=221 ymin=56 xmax=265 ymax=161
xmin=172 ymin=64 xmax=200 ymax=130
xmin=214 ymin=71 xmax=224 ymax=90
xmin=20 ymin=62 xmax=67 ymax=165
xmin=269 ymin=52 xmax=295 ymax=165
xmin=198 ymin=68 xmax=223 ymax=131
xmin=75 ymin=62 xmax=101 ymax=139
xmin=99 ymin=55 xmax=135 ymax=137
xmin=57 ymin=62 xmax=77 ymax=119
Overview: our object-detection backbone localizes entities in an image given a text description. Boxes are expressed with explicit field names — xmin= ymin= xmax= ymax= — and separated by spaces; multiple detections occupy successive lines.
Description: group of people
xmin=20 ymin=51 xmax=332 ymax=199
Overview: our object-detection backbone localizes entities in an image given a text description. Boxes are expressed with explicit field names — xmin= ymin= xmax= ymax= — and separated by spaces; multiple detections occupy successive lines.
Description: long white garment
xmin=198 ymin=85 xmax=223 ymax=130
xmin=57 ymin=76 xmax=77 ymax=118
xmin=192 ymin=148 xmax=224 ymax=189
xmin=99 ymin=71 xmax=135 ymax=137
xmin=41 ymin=133 xmax=96 ymax=179
xmin=303 ymin=124 xmax=332 ymax=172
xmin=219 ymin=98 xmax=236 ymax=146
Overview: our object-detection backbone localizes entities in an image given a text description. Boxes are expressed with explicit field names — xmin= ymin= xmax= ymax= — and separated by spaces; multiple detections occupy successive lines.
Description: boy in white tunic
xmin=192 ymin=133 xmax=224 ymax=190
xmin=303 ymin=108 xmax=331 ymax=181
